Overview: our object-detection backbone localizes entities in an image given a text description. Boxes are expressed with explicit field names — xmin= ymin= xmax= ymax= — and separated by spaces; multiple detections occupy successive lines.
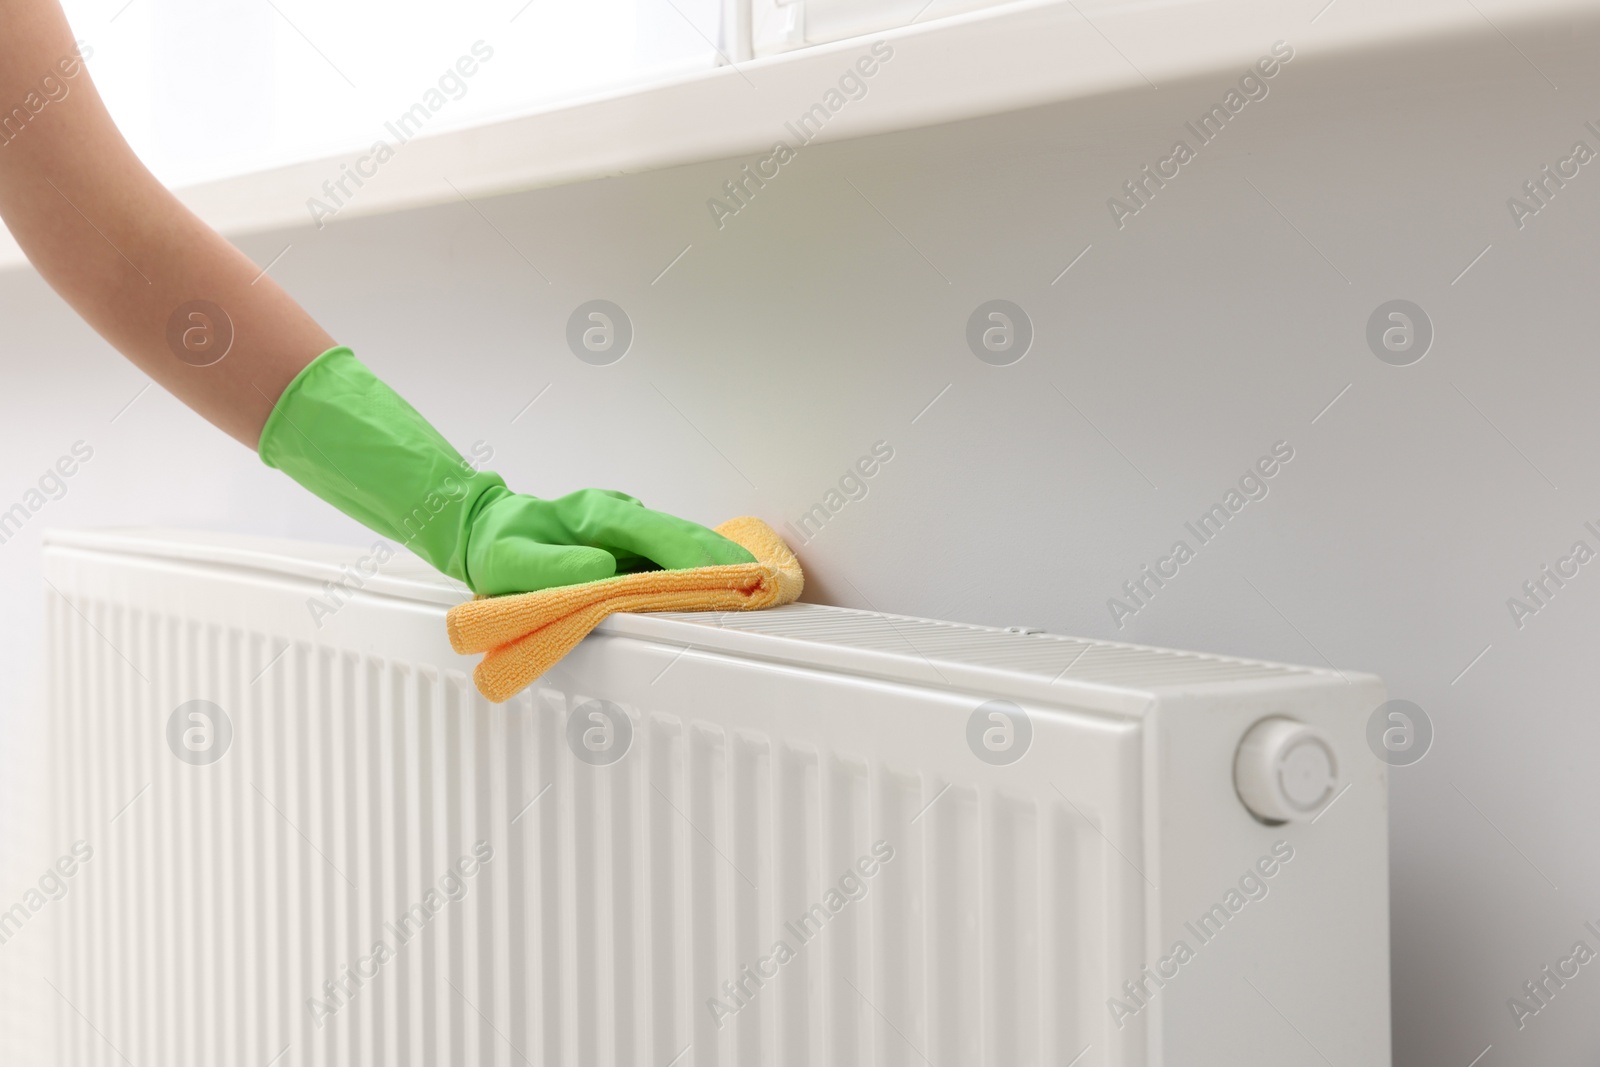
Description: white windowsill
xmin=0 ymin=0 xmax=1579 ymax=273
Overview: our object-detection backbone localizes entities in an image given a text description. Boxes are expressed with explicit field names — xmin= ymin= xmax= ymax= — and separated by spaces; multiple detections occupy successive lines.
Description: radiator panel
xmin=42 ymin=529 xmax=1390 ymax=1066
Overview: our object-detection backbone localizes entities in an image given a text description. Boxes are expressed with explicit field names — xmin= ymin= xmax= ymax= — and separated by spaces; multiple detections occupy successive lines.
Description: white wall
xmin=5 ymin=17 xmax=1600 ymax=1062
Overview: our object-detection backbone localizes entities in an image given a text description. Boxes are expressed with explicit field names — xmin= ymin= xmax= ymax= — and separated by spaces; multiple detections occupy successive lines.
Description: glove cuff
xmin=258 ymin=345 xmax=345 ymax=471
xmin=259 ymin=345 xmax=505 ymax=587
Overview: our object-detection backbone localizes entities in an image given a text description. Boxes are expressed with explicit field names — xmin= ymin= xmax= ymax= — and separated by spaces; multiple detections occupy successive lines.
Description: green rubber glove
xmin=259 ymin=347 xmax=755 ymax=596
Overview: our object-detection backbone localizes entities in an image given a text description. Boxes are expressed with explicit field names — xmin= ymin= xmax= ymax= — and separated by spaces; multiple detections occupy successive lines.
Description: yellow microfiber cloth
xmin=446 ymin=516 xmax=804 ymax=703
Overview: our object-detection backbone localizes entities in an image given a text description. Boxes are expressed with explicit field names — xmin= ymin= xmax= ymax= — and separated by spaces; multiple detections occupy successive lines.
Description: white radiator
xmin=41 ymin=528 xmax=1390 ymax=1066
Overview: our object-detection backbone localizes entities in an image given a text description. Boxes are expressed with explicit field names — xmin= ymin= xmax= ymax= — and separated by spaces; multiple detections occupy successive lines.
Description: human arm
xmin=0 ymin=0 xmax=754 ymax=592
xmin=0 ymin=0 xmax=329 ymax=446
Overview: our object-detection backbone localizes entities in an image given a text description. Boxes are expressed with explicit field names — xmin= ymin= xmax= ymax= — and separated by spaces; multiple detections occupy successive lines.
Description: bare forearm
xmin=0 ymin=0 xmax=333 ymax=447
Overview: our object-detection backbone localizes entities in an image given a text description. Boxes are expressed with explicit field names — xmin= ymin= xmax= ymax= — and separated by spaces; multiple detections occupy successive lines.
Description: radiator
xmin=41 ymin=527 xmax=1390 ymax=1066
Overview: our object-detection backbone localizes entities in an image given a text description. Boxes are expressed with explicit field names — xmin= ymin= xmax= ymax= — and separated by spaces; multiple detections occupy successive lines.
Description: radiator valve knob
xmin=1234 ymin=717 xmax=1338 ymax=823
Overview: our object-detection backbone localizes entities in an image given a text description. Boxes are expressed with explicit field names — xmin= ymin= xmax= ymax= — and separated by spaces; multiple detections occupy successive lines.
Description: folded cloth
xmin=446 ymin=516 xmax=803 ymax=703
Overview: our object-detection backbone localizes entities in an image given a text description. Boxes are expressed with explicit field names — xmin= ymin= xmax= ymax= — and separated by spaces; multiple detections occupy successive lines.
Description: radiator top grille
xmin=647 ymin=604 xmax=1312 ymax=689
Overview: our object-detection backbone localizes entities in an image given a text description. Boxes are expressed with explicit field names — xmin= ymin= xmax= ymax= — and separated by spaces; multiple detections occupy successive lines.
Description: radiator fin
xmin=51 ymin=594 xmax=1108 ymax=1066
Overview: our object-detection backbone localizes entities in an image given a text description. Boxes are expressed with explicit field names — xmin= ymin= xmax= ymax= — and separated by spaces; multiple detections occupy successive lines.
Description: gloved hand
xmin=259 ymin=347 xmax=754 ymax=596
